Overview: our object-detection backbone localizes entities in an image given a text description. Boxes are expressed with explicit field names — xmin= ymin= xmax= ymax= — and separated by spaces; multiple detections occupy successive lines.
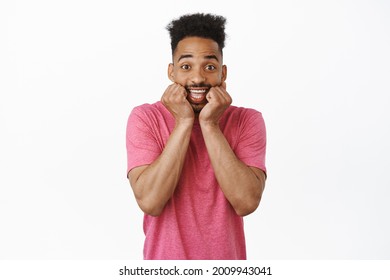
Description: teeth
xmin=190 ymin=93 xmax=203 ymax=100
xmin=190 ymin=89 xmax=206 ymax=94
xmin=188 ymin=88 xmax=208 ymax=102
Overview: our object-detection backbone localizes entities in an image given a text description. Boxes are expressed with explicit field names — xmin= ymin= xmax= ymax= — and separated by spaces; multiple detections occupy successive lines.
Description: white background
xmin=1 ymin=0 xmax=389 ymax=260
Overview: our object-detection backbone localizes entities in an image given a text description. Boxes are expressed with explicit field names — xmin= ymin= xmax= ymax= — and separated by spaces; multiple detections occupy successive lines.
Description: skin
xmin=128 ymin=37 xmax=266 ymax=216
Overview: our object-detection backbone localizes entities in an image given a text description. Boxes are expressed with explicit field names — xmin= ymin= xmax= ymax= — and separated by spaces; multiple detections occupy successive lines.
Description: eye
xmin=205 ymin=64 xmax=216 ymax=71
xmin=180 ymin=64 xmax=191 ymax=70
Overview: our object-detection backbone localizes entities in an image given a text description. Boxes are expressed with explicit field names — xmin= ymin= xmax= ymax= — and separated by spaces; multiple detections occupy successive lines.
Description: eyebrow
xmin=177 ymin=54 xmax=219 ymax=62
xmin=204 ymin=55 xmax=219 ymax=62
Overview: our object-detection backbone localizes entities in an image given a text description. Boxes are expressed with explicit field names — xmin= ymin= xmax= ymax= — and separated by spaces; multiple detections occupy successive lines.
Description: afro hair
xmin=166 ymin=13 xmax=227 ymax=55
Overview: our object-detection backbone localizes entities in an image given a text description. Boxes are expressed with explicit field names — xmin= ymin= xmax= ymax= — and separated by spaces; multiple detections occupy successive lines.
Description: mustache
xmin=184 ymin=83 xmax=212 ymax=90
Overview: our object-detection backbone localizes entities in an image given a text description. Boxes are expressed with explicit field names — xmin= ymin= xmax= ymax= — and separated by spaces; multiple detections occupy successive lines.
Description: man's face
xmin=168 ymin=36 xmax=227 ymax=113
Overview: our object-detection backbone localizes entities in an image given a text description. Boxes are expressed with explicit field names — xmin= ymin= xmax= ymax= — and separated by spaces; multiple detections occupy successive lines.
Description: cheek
xmin=209 ymin=73 xmax=223 ymax=84
xmin=214 ymin=69 xmax=224 ymax=80
xmin=172 ymin=71 xmax=187 ymax=84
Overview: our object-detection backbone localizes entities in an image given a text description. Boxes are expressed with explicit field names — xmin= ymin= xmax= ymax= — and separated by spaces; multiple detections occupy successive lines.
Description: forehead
xmin=174 ymin=37 xmax=222 ymax=61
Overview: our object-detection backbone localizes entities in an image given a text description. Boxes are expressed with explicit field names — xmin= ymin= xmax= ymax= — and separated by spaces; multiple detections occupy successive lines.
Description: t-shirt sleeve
xmin=234 ymin=110 xmax=267 ymax=174
xmin=126 ymin=106 xmax=162 ymax=176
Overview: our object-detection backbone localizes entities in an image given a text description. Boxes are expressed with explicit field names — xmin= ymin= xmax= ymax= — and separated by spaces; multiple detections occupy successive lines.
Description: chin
xmin=191 ymin=103 xmax=206 ymax=113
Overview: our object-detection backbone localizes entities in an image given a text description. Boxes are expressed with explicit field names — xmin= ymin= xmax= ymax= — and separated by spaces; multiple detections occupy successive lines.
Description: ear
xmin=168 ymin=63 xmax=175 ymax=82
xmin=221 ymin=65 xmax=227 ymax=82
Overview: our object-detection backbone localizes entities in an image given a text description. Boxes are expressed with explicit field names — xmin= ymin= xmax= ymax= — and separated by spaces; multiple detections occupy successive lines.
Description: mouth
xmin=186 ymin=87 xmax=210 ymax=104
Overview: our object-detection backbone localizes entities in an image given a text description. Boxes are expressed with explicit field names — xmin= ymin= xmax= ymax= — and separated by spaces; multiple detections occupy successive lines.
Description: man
xmin=126 ymin=13 xmax=266 ymax=260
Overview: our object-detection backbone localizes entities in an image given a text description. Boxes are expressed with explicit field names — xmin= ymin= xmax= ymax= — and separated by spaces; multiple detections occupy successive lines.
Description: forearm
xmin=131 ymin=120 xmax=193 ymax=216
xmin=200 ymin=123 xmax=265 ymax=216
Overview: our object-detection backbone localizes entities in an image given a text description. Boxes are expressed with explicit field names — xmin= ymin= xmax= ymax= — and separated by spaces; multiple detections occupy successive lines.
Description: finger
xmin=173 ymin=83 xmax=187 ymax=96
xmin=162 ymin=84 xmax=185 ymax=103
xmin=209 ymin=86 xmax=225 ymax=99
xmin=211 ymin=86 xmax=232 ymax=104
xmin=213 ymin=86 xmax=227 ymax=102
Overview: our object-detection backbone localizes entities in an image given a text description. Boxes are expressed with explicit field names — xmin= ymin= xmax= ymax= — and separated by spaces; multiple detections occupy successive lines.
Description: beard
xmin=190 ymin=103 xmax=206 ymax=113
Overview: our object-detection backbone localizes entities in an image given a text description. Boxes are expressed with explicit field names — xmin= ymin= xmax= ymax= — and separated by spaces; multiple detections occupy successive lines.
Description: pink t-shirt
xmin=126 ymin=101 xmax=266 ymax=260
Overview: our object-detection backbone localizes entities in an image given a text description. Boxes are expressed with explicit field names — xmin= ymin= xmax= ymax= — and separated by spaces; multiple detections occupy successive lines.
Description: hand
xmin=199 ymin=82 xmax=232 ymax=126
xmin=161 ymin=83 xmax=194 ymax=123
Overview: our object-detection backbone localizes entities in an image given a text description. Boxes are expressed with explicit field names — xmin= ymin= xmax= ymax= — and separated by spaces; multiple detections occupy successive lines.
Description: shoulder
xmin=130 ymin=101 xmax=166 ymax=116
xmin=129 ymin=101 xmax=171 ymax=121
xmin=127 ymin=101 xmax=175 ymax=133
xmin=222 ymin=105 xmax=264 ymax=124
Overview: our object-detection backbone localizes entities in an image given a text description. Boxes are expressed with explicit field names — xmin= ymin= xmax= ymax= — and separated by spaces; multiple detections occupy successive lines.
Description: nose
xmin=190 ymin=68 xmax=206 ymax=84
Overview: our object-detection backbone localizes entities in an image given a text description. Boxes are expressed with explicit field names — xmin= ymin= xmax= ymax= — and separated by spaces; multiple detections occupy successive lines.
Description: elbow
xmin=131 ymin=183 xmax=166 ymax=217
xmin=235 ymin=204 xmax=259 ymax=217
xmin=234 ymin=195 xmax=262 ymax=217
xmin=136 ymin=197 xmax=165 ymax=217
xmin=143 ymin=209 xmax=163 ymax=217
xmin=235 ymin=178 xmax=265 ymax=216
xmin=142 ymin=206 xmax=164 ymax=217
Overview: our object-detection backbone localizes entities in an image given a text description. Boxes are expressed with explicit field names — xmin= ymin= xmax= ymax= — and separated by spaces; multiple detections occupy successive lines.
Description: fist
xmin=199 ymin=82 xmax=232 ymax=125
xmin=161 ymin=83 xmax=194 ymax=122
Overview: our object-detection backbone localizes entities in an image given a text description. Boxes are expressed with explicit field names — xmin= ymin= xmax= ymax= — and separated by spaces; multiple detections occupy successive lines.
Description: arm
xmin=199 ymin=83 xmax=266 ymax=216
xmin=200 ymin=124 xmax=265 ymax=216
xmin=128 ymin=84 xmax=194 ymax=216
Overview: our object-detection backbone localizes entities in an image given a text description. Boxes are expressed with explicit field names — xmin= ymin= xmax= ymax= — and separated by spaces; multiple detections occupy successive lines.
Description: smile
xmin=187 ymin=88 xmax=209 ymax=104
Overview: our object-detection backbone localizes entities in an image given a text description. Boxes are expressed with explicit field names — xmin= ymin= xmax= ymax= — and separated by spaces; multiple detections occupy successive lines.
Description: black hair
xmin=166 ymin=13 xmax=227 ymax=55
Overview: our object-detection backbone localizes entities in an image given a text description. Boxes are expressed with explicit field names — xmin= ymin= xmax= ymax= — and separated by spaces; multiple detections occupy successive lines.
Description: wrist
xmin=175 ymin=117 xmax=195 ymax=128
xmin=199 ymin=120 xmax=220 ymax=132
